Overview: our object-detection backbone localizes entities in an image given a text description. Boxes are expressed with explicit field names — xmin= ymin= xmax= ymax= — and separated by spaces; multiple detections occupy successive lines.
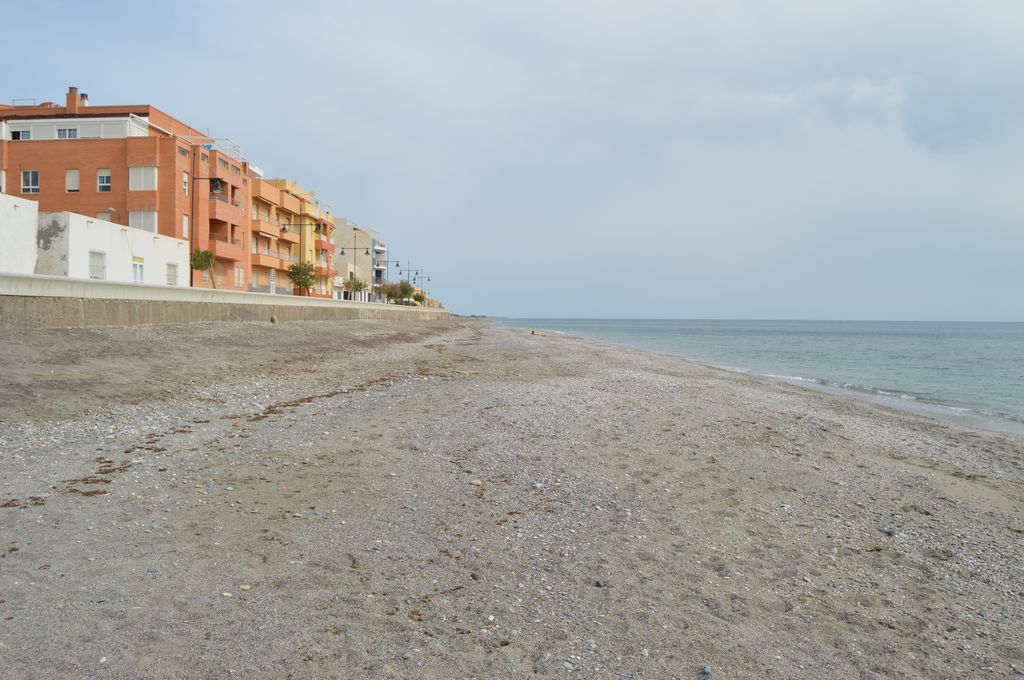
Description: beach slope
xmin=1 ymin=320 xmax=1021 ymax=678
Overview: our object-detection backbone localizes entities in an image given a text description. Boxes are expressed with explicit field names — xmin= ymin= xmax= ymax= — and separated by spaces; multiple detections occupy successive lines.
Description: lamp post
xmin=397 ymin=262 xmax=419 ymax=283
xmin=413 ymin=270 xmax=431 ymax=293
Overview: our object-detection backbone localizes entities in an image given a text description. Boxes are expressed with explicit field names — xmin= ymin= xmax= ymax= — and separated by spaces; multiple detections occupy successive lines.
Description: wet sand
xmin=1 ymin=319 xmax=1022 ymax=678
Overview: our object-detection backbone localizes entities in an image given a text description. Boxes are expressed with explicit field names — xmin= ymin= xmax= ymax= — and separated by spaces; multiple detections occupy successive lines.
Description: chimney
xmin=80 ymin=93 xmax=89 ymax=107
xmin=66 ymin=86 xmax=79 ymax=114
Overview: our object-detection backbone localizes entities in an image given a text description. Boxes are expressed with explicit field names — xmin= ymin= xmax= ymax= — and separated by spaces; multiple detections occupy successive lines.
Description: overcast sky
xmin=9 ymin=1 xmax=1023 ymax=319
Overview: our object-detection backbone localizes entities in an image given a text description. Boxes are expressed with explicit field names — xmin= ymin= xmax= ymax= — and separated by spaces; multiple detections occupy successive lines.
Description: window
xmin=132 ymin=257 xmax=144 ymax=284
xmin=0 ymin=169 xmax=5 ymax=193
xmin=21 ymin=170 xmax=40 ymax=194
xmin=182 ymin=214 xmax=189 ymax=238
xmin=57 ymin=127 xmax=78 ymax=139
xmin=218 ymin=159 xmax=228 ymax=170
xmin=252 ymin=203 xmax=258 ymax=220
xmin=11 ymin=129 xmax=30 ymax=140
xmin=231 ymin=165 xmax=240 ymax=175
xmin=202 ymin=269 xmax=211 ymax=284
xmin=129 ymin=167 xmax=158 ymax=191
xmin=200 ymin=153 xmax=209 ymax=163
xmin=96 ymin=211 xmax=113 ymax=222
xmin=182 ymin=171 xmax=189 ymax=196
xmin=128 ymin=210 xmax=158 ymax=232
xmin=234 ymin=266 xmax=244 ymax=287
xmin=88 ymin=251 xmax=106 ymax=280
xmin=178 ymin=147 xmax=190 ymax=158
xmin=166 ymin=263 xmax=178 ymax=286
xmin=97 ymin=169 xmax=111 ymax=192
xmin=65 ymin=169 xmax=80 ymax=193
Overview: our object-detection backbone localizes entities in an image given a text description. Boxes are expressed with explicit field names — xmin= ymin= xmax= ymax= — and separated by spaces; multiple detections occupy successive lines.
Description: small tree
xmin=287 ymin=261 xmax=316 ymax=295
xmin=412 ymin=291 xmax=426 ymax=305
xmin=343 ymin=277 xmax=367 ymax=301
xmin=398 ymin=279 xmax=415 ymax=304
xmin=190 ymin=249 xmax=216 ymax=289
xmin=376 ymin=282 xmax=401 ymax=304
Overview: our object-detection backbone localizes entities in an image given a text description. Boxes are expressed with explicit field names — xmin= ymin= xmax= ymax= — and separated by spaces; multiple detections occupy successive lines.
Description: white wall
xmin=4 ymin=117 xmax=135 ymax=140
xmin=36 ymin=212 xmax=190 ymax=286
xmin=0 ymin=194 xmax=40 ymax=275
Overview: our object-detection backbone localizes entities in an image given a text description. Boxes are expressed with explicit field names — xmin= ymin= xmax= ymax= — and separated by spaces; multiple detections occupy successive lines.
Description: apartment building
xmin=334 ymin=220 xmax=391 ymax=301
xmin=0 ymin=87 xmax=251 ymax=290
xmin=265 ymin=179 xmax=335 ymax=298
xmin=249 ymin=172 xmax=299 ymax=295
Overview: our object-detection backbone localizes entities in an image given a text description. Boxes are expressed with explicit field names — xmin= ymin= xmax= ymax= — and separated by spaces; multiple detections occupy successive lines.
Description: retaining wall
xmin=0 ymin=273 xmax=449 ymax=328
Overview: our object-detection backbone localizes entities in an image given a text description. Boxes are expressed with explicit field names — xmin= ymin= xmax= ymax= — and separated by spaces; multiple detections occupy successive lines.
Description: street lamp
xmin=414 ymin=271 xmax=432 ymax=296
xmin=397 ymin=261 xmax=419 ymax=282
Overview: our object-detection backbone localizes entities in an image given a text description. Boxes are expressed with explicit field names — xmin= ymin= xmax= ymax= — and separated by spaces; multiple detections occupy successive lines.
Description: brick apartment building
xmin=0 ymin=87 xmax=251 ymax=289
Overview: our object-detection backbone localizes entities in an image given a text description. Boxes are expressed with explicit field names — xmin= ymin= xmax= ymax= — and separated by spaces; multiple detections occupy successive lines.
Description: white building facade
xmin=35 ymin=211 xmax=189 ymax=286
xmin=0 ymin=194 xmax=39 ymax=274
xmin=1 ymin=194 xmax=189 ymax=286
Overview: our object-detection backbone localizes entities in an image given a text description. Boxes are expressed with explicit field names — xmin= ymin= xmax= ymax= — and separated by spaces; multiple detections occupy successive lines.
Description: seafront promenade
xmin=1 ymin=319 xmax=1022 ymax=677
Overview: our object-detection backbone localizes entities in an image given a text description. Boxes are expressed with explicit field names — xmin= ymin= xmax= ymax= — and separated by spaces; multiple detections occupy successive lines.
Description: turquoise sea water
xmin=496 ymin=319 xmax=1024 ymax=436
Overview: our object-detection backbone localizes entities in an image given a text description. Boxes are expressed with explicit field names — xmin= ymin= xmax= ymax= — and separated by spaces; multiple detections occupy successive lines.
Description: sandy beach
xmin=1 ymin=318 xmax=1022 ymax=678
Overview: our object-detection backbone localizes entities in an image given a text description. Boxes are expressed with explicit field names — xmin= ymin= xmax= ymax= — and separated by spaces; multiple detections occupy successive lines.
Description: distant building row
xmin=0 ymin=87 xmax=405 ymax=301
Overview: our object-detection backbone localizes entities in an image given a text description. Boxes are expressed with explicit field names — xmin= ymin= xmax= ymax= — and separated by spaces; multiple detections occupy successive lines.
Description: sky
xmin=7 ymin=0 xmax=1024 ymax=319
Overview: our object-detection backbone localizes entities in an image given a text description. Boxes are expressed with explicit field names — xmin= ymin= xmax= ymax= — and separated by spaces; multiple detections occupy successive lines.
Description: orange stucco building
xmin=0 ymin=87 xmax=251 ymax=290
xmin=249 ymin=173 xmax=301 ymax=295
xmin=265 ymin=179 xmax=335 ymax=297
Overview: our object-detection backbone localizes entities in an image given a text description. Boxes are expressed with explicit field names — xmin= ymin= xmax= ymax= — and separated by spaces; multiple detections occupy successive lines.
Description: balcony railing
xmin=209 ymin=233 xmax=240 ymax=244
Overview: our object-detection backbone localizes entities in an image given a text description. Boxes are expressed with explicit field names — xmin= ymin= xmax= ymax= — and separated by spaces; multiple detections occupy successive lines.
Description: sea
xmin=495 ymin=319 xmax=1024 ymax=436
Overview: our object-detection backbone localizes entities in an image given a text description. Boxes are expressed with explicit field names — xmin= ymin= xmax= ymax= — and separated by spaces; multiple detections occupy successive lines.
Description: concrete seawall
xmin=0 ymin=273 xmax=450 ymax=328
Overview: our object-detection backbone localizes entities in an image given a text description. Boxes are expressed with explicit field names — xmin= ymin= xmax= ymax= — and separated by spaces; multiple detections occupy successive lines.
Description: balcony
xmin=279 ymin=228 xmax=300 ymax=244
xmin=210 ymin=192 xmax=243 ymax=221
xmin=251 ymin=253 xmax=280 ymax=269
xmin=210 ymin=234 xmax=244 ymax=261
xmin=315 ymin=266 xmax=336 ymax=277
xmin=254 ymin=181 xmax=281 ymax=204
xmin=314 ymin=237 xmax=333 ymax=251
xmin=252 ymin=218 xmax=280 ymax=238
xmin=374 ymin=243 xmax=387 ymax=252
xmin=301 ymin=202 xmax=322 ymax=220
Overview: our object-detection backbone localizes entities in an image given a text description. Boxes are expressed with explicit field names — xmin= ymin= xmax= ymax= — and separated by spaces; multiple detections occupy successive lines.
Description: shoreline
xmin=499 ymin=320 xmax=1024 ymax=438
xmin=2 ymin=319 xmax=1022 ymax=677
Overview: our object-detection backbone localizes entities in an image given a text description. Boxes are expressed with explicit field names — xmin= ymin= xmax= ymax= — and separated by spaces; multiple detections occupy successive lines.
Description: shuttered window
xmin=88 ymin=251 xmax=106 ymax=280
xmin=129 ymin=167 xmax=158 ymax=191
xmin=166 ymin=263 xmax=178 ymax=286
xmin=129 ymin=211 xmax=158 ymax=232
xmin=65 ymin=169 xmax=80 ymax=193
